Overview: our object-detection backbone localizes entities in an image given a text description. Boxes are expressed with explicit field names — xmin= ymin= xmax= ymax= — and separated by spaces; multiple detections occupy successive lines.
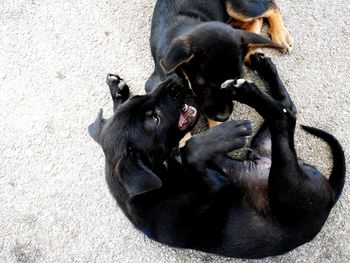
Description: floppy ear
xmin=116 ymin=155 xmax=162 ymax=198
xmin=88 ymin=108 xmax=106 ymax=144
xmin=160 ymin=37 xmax=195 ymax=74
xmin=239 ymin=30 xmax=284 ymax=51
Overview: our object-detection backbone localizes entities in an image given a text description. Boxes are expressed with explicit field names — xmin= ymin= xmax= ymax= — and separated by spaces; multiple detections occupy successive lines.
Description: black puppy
xmin=89 ymin=54 xmax=345 ymax=259
xmin=146 ymin=0 xmax=291 ymax=124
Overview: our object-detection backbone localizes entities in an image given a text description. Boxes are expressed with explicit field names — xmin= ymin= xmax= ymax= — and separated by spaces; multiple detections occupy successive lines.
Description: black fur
xmin=146 ymin=0 xmax=284 ymax=122
xmin=89 ymin=55 xmax=345 ymax=259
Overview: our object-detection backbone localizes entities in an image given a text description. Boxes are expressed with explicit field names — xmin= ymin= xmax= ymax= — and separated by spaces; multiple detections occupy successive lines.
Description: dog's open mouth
xmin=178 ymin=104 xmax=197 ymax=131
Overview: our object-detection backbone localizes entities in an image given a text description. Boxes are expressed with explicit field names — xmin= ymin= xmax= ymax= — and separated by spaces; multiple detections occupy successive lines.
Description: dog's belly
xmin=224 ymin=157 xmax=271 ymax=214
xmin=244 ymin=158 xmax=271 ymax=213
xmin=244 ymin=157 xmax=271 ymax=179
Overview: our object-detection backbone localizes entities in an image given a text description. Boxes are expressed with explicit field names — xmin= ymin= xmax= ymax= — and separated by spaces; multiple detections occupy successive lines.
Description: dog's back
xmin=150 ymin=0 xmax=228 ymax=61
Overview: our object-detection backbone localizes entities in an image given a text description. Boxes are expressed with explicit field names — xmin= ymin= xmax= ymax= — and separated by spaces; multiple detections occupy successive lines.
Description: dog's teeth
xmin=190 ymin=107 xmax=197 ymax=116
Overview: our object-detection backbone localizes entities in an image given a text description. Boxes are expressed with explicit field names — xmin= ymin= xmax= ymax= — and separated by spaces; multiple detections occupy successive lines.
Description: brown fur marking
xmin=208 ymin=119 xmax=222 ymax=128
xmin=226 ymin=2 xmax=292 ymax=53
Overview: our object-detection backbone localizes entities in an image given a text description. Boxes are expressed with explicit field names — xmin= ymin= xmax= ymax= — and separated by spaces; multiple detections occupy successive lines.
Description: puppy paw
xmin=268 ymin=26 xmax=293 ymax=53
xmin=221 ymin=78 xmax=255 ymax=98
xmin=229 ymin=120 xmax=254 ymax=150
xmin=249 ymin=53 xmax=277 ymax=79
xmin=187 ymin=119 xmax=253 ymax=159
xmin=106 ymin=73 xmax=129 ymax=99
xmin=205 ymin=120 xmax=254 ymax=153
xmin=222 ymin=119 xmax=253 ymax=138
xmin=221 ymin=79 xmax=258 ymax=103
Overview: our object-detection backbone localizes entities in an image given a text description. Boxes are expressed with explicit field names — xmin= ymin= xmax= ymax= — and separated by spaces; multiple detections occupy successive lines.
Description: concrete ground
xmin=1 ymin=0 xmax=349 ymax=262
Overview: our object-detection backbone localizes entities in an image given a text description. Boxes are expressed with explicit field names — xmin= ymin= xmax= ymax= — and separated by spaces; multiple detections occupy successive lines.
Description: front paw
xmin=221 ymin=120 xmax=254 ymax=150
xmin=106 ymin=73 xmax=129 ymax=99
xmin=221 ymin=78 xmax=256 ymax=100
xmin=249 ymin=53 xmax=278 ymax=80
xmin=184 ymin=119 xmax=253 ymax=164
xmin=208 ymin=119 xmax=253 ymax=150
xmin=268 ymin=26 xmax=293 ymax=53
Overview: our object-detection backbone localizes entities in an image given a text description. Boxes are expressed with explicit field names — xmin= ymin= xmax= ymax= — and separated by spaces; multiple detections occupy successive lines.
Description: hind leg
xmin=229 ymin=18 xmax=264 ymax=35
xmin=223 ymin=79 xmax=318 ymax=220
xmin=246 ymin=122 xmax=271 ymax=160
xmin=225 ymin=0 xmax=272 ymax=56
xmin=246 ymin=53 xmax=296 ymax=159
xmin=250 ymin=53 xmax=296 ymax=113
xmin=225 ymin=0 xmax=274 ymax=24
xmin=225 ymin=0 xmax=292 ymax=53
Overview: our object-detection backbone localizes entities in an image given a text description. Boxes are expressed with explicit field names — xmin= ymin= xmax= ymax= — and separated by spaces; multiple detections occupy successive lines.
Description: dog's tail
xmin=301 ymin=125 xmax=346 ymax=204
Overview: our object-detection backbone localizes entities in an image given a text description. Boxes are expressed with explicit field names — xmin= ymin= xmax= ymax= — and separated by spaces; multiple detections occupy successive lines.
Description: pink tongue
xmin=178 ymin=112 xmax=187 ymax=129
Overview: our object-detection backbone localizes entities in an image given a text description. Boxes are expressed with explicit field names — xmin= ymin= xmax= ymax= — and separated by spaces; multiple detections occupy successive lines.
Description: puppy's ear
xmin=160 ymin=37 xmax=194 ymax=74
xmin=88 ymin=108 xmax=105 ymax=144
xmin=239 ymin=30 xmax=284 ymax=51
xmin=116 ymin=154 xmax=162 ymax=198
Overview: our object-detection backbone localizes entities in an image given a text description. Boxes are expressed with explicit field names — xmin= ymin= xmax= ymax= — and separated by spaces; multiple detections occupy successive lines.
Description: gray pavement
xmin=0 ymin=0 xmax=349 ymax=262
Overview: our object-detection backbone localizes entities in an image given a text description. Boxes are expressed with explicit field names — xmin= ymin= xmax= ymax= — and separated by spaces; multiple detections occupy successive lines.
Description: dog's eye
xmin=153 ymin=113 xmax=161 ymax=126
xmin=145 ymin=110 xmax=161 ymax=127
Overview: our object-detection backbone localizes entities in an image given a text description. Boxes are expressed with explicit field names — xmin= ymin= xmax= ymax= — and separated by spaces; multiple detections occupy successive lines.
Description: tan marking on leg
xmin=227 ymin=11 xmax=273 ymax=64
xmin=243 ymin=18 xmax=264 ymax=34
xmin=228 ymin=18 xmax=245 ymax=28
xmin=244 ymin=42 xmax=285 ymax=65
xmin=229 ymin=18 xmax=263 ymax=35
xmin=179 ymin=132 xmax=192 ymax=148
xmin=243 ymin=49 xmax=255 ymax=65
xmin=208 ymin=119 xmax=222 ymax=128
xmin=230 ymin=18 xmax=265 ymax=64
xmin=225 ymin=2 xmax=292 ymax=53
xmin=244 ymin=43 xmax=285 ymax=65
xmin=264 ymin=9 xmax=293 ymax=53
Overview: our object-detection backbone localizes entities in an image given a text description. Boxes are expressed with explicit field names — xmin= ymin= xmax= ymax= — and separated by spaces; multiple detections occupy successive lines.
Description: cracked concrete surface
xmin=0 ymin=0 xmax=349 ymax=262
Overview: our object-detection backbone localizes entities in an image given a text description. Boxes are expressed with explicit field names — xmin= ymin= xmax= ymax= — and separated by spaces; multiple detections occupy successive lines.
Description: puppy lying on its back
xmin=89 ymin=54 xmax=345 ymax=259
xmin=146 ymin=0 xmax=291 ymax=123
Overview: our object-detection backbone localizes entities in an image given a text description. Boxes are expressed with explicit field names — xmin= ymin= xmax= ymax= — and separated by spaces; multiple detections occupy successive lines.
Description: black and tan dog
xmin=89 ymin=54 xmax=345 ymax=259
xmin=146 ymin=0 xmax=292 ymax=124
